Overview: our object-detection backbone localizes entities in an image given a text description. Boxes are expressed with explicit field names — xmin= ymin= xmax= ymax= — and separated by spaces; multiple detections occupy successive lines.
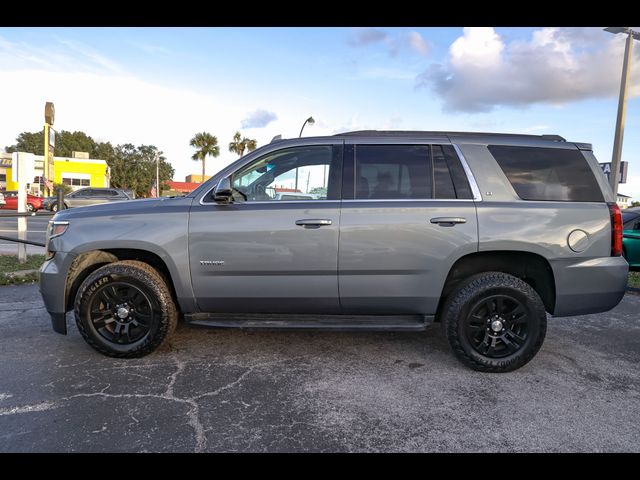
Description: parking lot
xmin=0 ymin=284 xmax=638 ymax=452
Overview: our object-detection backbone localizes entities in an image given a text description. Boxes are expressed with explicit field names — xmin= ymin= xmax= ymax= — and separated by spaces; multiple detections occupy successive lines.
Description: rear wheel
xmin=26 ymin=203 xmax=34 ymax=212
xmin=440 ymin=272 xmax=547 ymax=372
xmin=74 ymin=260 xmax=178 ymax=357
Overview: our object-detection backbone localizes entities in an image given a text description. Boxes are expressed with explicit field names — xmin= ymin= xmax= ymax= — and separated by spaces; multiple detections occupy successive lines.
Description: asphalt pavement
xmin=0 ymin=284 xmax=639 ymax=452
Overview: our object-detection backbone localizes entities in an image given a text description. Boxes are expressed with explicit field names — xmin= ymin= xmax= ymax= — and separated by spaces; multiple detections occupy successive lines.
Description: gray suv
xmin=46 ymin=187 xmax=131 ymax=212
xmin=39 ymin=131 xmax=629 ymax=372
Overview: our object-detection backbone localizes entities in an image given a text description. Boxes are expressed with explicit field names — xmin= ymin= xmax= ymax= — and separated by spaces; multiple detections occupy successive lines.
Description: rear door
xmin=338 ymin=140 xmax=479 ymax=314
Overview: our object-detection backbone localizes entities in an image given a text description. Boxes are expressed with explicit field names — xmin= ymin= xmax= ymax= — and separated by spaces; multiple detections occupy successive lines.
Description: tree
xmin=6 ymin=130 xmax=98 ymax=157
xmin=228 ymin=131 xmax=258 ymax=158
xmin=106 ymin=144 xmax=174 ymax=198
xmin=190 ymin=132 xmax=219 ymax=180
xmin=632 ymin=201 xmax=640 ymax=207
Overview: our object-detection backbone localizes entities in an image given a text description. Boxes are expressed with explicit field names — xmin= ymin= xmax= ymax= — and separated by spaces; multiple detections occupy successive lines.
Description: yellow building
xmin=185 ymin=174 xmax=211 ymax=183
xmin=1 ymin=152 xmax=110 ymax=194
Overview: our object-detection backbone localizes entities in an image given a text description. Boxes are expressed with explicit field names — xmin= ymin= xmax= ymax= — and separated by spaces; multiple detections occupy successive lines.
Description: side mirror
xmin=213 ymin=177 xmax=233 ymax=203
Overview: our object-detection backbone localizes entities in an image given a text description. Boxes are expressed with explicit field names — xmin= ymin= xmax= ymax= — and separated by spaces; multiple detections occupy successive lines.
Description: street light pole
xmin=604 ymin=27 xmax=640 ymax=196
xmin=299 ymin=116 xmax=315 ymax=137
xmin=156 ymin=152 xmax=160 ymax=198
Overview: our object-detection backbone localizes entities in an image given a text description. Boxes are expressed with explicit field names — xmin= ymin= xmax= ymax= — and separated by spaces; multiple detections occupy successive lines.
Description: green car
xmin=622 ymin=207 xmax=640 ymax=270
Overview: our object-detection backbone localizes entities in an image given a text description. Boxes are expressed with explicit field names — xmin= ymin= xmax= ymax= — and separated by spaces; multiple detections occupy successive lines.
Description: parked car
xmin=622 ymin=207 xmax=640 ymax=270
xmin=44 ymin=187 xmax=132 ymax=212
xmin=39 ymin=131 xmax=628 ymax=372
xmin=0 ymin=190 xmax=44 ymax=212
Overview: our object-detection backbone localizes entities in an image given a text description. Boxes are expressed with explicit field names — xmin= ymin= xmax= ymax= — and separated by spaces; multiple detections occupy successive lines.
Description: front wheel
xmin=440 ymin=272 xmax=547 ymax=372
xmin=74 ymin=260 xmax=178 ymax=358
xmin=26 ymin=203 xmax=34 ymax=212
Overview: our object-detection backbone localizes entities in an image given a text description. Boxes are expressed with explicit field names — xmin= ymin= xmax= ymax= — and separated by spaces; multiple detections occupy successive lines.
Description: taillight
xmin=607 ymin=202 xmax=623 ymax=257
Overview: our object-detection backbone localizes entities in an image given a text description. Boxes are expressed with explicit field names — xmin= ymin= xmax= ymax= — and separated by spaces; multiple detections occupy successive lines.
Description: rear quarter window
xmin=488 ymin=145 xmax=604 ymax=202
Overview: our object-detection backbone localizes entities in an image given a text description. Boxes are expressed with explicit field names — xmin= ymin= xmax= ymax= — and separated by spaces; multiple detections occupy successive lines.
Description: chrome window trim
xmin=452 ymin=143 xmax=483 ymax=202
xmin=199 ymin=199 xmax=337 ymax=206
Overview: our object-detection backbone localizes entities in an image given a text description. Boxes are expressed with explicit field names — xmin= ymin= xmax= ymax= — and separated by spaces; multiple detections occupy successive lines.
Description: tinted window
xmin=432 ymin=146 xmax=456 ymax=199
xmin=441 ymin=145 xmax=473 ymax=199
xmin=488 ymin=145 xmax=604 ymax=202
xmin=354 ymin=145 xmax=431 ymax=199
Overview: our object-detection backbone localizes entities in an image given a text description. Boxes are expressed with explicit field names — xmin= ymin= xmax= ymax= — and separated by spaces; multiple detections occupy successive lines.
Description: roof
xmin=165 ymin=181 xmax=201 ymax=192
xmin=617 ymin=193 xmax=632 ymax=198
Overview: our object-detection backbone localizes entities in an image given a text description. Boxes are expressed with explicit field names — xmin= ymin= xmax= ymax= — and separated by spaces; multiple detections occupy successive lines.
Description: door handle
xmin=295 ymin=219 xmax=332 ymax=228
xmin=430 ymin=217 xmax=466 ymax=226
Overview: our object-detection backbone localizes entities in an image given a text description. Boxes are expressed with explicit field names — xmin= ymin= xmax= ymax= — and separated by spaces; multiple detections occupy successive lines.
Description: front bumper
xmin=39 ymin=251 xmax=75 ymax=335
xmin=552 ymin=256 xmax=629 ymax=317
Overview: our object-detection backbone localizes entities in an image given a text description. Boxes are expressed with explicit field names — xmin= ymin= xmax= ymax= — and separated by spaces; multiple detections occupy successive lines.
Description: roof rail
xmin=334 ymin=130 xmax=567 ymax=141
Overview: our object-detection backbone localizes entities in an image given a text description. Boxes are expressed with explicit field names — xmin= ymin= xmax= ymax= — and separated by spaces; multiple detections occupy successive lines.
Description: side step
xmin=184 ymin=313 xmax=434 ymax=332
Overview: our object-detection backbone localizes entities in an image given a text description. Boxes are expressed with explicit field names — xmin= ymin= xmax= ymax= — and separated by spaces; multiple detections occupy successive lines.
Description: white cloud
xmin=418 ymin=27 xmax=640 ymax=112
xmin=241 ymin=109 xmax=278 ymax=128
xmin=407 ymin=31 xmax=429 ymax=56
xmin=348 ymin=28 xmax=430 ymax=58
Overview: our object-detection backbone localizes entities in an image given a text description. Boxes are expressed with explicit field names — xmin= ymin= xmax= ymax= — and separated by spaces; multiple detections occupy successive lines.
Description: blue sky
xmin=1 ymin=27 xmax=639 ymax=199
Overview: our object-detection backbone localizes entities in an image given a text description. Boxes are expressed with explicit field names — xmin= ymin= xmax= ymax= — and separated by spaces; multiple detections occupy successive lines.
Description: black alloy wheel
xmin=464 ymin=294 xmax=529 ymax=358
xmin=75 ymin=260 xmax=178 ymax=357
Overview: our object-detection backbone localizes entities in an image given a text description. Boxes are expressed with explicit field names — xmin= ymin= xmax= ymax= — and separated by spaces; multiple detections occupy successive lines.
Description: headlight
xmin=47 ymin=220 xmax=69 ymax=240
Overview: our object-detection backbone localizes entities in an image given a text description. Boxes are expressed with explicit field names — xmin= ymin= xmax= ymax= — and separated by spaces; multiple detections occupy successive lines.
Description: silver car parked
xmin=46 ymin=187 xmax=132 ymax=212
xmin=39 ymin=131 xmax=628 ymax=372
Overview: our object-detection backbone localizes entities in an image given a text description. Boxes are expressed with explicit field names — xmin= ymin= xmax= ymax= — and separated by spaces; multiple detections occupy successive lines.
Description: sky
xmin=1 ymin=26 xmax=639 ymax=200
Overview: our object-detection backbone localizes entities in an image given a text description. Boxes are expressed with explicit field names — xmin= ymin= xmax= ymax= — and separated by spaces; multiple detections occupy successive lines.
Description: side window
xmin=488 ymin=145 xmax=604 ymax=202
xmin=354 ymin=145 xmax=431 ymax=200
xmin=432 ymin=146 xmax=456 ymax=199
xmin=432 ymin=145 xmax=474 ymax=199
xmin=230 ymin=145 xmax=340 ymax=202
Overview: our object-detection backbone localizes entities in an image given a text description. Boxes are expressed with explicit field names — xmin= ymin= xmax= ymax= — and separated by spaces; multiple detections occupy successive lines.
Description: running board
xmin=185 ymin=313 xmax=433 ymax=332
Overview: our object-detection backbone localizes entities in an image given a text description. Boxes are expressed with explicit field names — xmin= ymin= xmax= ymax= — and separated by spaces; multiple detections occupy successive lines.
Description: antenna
xmin=271 ymin=135 xmax=282 ymax=143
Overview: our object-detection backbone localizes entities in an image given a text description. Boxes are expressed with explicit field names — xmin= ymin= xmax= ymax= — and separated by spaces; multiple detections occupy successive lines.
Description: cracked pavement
xmin=1 ymin=284 xmax=639 ymax=452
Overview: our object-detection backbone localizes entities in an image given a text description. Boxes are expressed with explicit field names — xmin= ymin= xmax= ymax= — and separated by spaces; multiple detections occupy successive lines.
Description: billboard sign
xmin=599 ymin=161 xmax=628 ymax=184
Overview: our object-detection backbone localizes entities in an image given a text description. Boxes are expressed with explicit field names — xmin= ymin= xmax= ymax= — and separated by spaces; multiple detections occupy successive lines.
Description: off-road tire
xmin=440 ymin=272 xmax=547 ymax=373
xmin=74 ymin=260 xmax=178 ymax=358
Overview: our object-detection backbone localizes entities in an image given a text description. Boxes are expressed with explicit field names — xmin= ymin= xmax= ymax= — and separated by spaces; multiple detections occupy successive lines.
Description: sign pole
xmin=43 ymin=102 xmax=55 ymax=197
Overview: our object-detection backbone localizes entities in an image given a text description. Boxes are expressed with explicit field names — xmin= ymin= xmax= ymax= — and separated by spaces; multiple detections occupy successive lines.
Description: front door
xmin=338 ymin=141 xmax=479 ymax=314
xmin=189 ymin=143 xmax=343 ymax=313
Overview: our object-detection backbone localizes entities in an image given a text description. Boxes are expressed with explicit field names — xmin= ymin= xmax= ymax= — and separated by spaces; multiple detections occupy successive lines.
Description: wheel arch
xmin=438 ymin=251 xmax=556 ymax=316
xmin=65 ymin=248 xmax=180 ymax=313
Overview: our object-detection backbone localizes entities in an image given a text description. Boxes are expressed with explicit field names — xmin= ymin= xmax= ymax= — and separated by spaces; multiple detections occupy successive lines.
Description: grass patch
xmin=629 ymin=272 xmax=640 ymax=289
xmin=0 ymin=254 xmax=45 ymax=285
xmin=0 ymin=254 xmax=46 ymax=273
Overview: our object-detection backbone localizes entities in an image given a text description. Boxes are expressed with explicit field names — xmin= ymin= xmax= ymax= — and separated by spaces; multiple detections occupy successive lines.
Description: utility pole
xmin=604 ymin=27 xmax=640 ymax=196
xmin=156 ymin=152 xmax=160 ymax=198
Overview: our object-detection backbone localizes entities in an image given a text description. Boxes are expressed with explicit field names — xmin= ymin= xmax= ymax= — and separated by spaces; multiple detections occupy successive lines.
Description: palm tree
xmin=228 ymin=131 xmax=258 ymax=158
xmin=190 ymin=132 xmax=219 ymax=181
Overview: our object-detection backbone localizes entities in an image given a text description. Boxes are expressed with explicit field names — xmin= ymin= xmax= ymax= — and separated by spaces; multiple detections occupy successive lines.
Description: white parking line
xmin=0 ymin=230 xmax=47 ymax=233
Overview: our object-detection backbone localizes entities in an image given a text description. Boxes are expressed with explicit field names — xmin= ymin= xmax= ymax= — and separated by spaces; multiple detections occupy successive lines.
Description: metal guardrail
xmin=0 ymin=211 xmax=52 ymax=248
xmin=0 ymin=235 xmax=45 ymax=247
xmin=0 ymin=211 xmax=54 ymax=218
